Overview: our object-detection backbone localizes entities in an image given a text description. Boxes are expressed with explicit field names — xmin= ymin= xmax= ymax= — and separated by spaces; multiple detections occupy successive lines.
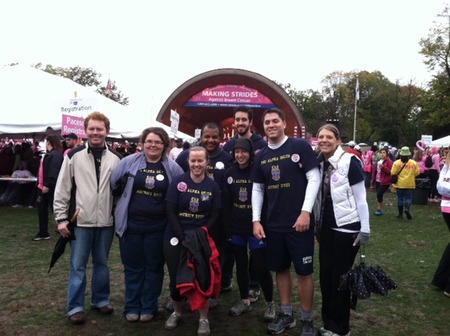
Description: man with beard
xmin=223 ymin=106 xmax=266 ymax=156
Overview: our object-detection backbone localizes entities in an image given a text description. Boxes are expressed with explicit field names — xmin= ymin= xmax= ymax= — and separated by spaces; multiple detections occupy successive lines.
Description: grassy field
xmin=0 ymin=190 xmax=449 ymax=336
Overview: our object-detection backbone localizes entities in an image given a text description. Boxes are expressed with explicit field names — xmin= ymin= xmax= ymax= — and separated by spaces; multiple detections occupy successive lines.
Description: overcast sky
xmin=1 ymin=0 xmax=447 ymax=123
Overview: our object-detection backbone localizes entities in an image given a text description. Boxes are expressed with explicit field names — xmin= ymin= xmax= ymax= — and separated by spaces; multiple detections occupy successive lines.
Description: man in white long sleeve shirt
xmin=251 ymin=108 xmax=320 ymax=336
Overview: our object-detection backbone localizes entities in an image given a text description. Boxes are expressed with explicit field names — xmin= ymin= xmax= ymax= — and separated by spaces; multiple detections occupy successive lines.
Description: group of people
xmin=44 ymin=107 xmax=374 ymax=336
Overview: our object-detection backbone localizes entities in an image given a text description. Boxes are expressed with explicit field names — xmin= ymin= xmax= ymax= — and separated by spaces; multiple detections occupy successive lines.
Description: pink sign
xmin=186 ymin=85 xmax=275 ymax=108
xmin=61 ymin=114 xmax=86 ymax=139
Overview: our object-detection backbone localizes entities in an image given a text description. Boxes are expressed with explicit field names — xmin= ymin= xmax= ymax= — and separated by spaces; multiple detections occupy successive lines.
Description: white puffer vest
xmin=328 ymin=147 xmax=360 ymax=227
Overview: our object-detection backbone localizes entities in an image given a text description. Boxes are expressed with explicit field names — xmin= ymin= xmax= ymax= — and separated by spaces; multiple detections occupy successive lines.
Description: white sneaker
xmin=165 ymin=312 xmax=182 ymax=329
xmin=125 ymin=313 xmax=139 ymax=322
xmin=139 ymin=313 xmax=153 ymax=322
xmin=319 ymin=327 xmax=350 ymax=336
xmin=197 ymin=319 xmax=210 ymax=336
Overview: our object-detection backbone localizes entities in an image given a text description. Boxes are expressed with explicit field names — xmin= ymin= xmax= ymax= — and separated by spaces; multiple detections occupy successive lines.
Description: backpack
xmin=425 ymin=155 xmax=433 ymax=168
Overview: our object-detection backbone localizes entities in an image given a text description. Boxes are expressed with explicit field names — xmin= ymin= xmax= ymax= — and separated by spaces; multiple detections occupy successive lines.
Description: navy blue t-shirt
xmin=223 ymin=164 xmax=253 ymax=236
xmin=251 ymin=138 xmax=319 ymax=232
xmin=165 ymin=172 xmax=221 ymax=232
xmin=128 ymin=161 xmax=168 ymax=223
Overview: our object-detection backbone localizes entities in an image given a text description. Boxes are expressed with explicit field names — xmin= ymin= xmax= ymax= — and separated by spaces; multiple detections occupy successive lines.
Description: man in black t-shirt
xmin=252 ymin=108 xmax=320 ymax=336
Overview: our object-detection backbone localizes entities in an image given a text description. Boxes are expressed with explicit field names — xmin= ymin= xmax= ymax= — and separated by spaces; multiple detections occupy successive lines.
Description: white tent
xmin=430 ymin=135 xmax=450 ymax=147
xmin=0 ymin=66 xmax=195 ymax=141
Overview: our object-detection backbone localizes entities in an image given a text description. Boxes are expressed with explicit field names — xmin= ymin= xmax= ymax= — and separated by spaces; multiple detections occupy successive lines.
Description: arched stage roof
xmin=157 ymin=68 xmax=305 ymax=139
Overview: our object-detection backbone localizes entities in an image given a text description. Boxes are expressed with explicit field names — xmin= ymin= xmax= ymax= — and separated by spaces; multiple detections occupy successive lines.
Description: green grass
xmin=0 ymin=190 xmax=449 ymax=336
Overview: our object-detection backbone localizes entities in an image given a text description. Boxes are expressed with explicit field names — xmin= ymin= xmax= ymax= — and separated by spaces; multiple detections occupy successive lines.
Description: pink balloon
xmin=416 ymin=140 xmax=426 ymax=151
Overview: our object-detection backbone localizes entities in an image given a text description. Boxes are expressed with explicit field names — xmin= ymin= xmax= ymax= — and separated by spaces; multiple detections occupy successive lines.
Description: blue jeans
xmin=67 ymin=226 xmax=114 ymax=316
xmin=119 ymin=220 xmax=165 ymax=315
xmin=396 ymin=189 xmax=412 ymax=207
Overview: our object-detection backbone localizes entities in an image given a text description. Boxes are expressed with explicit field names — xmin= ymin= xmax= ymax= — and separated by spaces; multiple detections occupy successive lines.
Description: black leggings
xmin=375 ymin=183 xmax=390 ymax=203
xmin=232 ymin=244 xmax=273 ymax=302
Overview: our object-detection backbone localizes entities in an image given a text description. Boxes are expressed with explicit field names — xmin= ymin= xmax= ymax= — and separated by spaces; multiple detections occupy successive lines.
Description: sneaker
xmin=405 ymin=211 xmax=412 ymax=220
xmin=11 ymin=204 xmax=23 ymax=208
xmin=139 ymin=313 xmax=153 ymax=322
xmin=319 ymin=327 xmax=350 ymax=336
xmin=165 ymin=312 xmax=182 ymax=329
xmin=92 ymin=304 xmax=114 ymax=314
xmin=125 ymin=313 xmax=139 ymax=322
xmin=267 ymin=312 xmax=296 ymax=335
xmin=197 ymin=319 xmax=210 ymax=336
xmin=248 ymin=289 xmax=261 ymax=303
xmin=444 ymin=291 xmax=450 ymax=298
xmin=229 ymin=301 xmax=252 ymax=316
xmin=68 ymin=311 xmax=86 ymax=325
xmin=32 ymin=233 xmax=50 ymax=241
xmin=301 ymin=320 xmax=315 ymax=336
xmin=374 ymin=210 xmax=383 ymax=216
xmin=263 ymin=302 xmax=276 ymax=322
xmin=208 ymin=298 xmax=218 ymax=309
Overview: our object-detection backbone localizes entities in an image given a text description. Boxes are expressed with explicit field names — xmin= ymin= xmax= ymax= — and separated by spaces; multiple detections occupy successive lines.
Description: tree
xmin=276 ymin=82 xmax=326 ymax=137
xmin=279 ymin=70 xmax=424 ymax=147
xmin=33 ymin=63 xmax=129 ymax=106
xmin=419 ymin=5 xmax=450 ymax=138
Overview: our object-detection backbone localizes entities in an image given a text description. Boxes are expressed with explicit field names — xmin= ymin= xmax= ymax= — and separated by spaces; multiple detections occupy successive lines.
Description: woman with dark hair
xmin=315 ymin=124 xmax=370 ymax=336
xmin=33 ymin=133 xmax=63 ymax=240
xmin=111 ymin=127 xmax=183 ymax=322
xmin=374 ymin=147 xmax=393 ymax=216
xmin=223 ymin=138 xmax=275 ymax=320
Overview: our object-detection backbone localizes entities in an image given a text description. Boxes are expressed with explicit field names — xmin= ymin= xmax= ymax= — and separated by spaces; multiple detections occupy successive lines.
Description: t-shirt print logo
xmin=189 ymin=197 xmax=199 ymax=213
xmin=145 ymin=176 xmax=155 ymax=189
xmin=271 ymin=165 xmax=281 ymax=181
xmin=239 ymin=187 xmax=248 ymax=202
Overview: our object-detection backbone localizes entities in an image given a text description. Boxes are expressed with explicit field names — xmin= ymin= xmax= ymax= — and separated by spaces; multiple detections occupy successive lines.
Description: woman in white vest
xmin=315 ymin=124 xmax=370 ymax=336
xmin=431 ymin=150 xmax=450 ymax=297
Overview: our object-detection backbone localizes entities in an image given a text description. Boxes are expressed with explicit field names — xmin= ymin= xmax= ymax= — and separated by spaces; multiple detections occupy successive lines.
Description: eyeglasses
xmin=144 ymin=140 xmax=163 ymax=146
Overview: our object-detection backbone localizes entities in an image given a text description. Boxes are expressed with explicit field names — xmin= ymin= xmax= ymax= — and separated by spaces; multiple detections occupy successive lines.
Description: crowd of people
xmin=1 ymin=107 xmax=449 ymax=336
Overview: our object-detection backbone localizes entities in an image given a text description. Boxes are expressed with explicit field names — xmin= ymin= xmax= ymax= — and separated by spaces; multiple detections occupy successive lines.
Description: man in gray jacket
xmin=54 ymin=111 xmax=122 ymax=325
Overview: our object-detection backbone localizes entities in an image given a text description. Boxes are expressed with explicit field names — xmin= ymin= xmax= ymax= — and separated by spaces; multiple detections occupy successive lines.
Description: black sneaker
xmin=301 ymin=320 xmax=315 ymax=336
xmin=267 ymin=312 xmax=296 ymax=335
xmin=32 ymin=233 xmax=50 ymax=241
xmin=405 ymin=211 xmax=412 ymax=220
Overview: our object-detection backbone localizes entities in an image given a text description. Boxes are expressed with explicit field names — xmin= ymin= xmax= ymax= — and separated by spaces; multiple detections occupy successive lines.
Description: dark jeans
xmin=37 ymin=189 xmax=53 ymax=236
xmin=119 ymin=220 xmax=165 ymax=315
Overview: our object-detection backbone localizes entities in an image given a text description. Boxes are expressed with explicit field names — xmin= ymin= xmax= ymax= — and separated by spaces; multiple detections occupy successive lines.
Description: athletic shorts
xmin=266 ymin=229 xmax=314 ymax=276
xmin=231 ymin=234 xmax=266 ymax=250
